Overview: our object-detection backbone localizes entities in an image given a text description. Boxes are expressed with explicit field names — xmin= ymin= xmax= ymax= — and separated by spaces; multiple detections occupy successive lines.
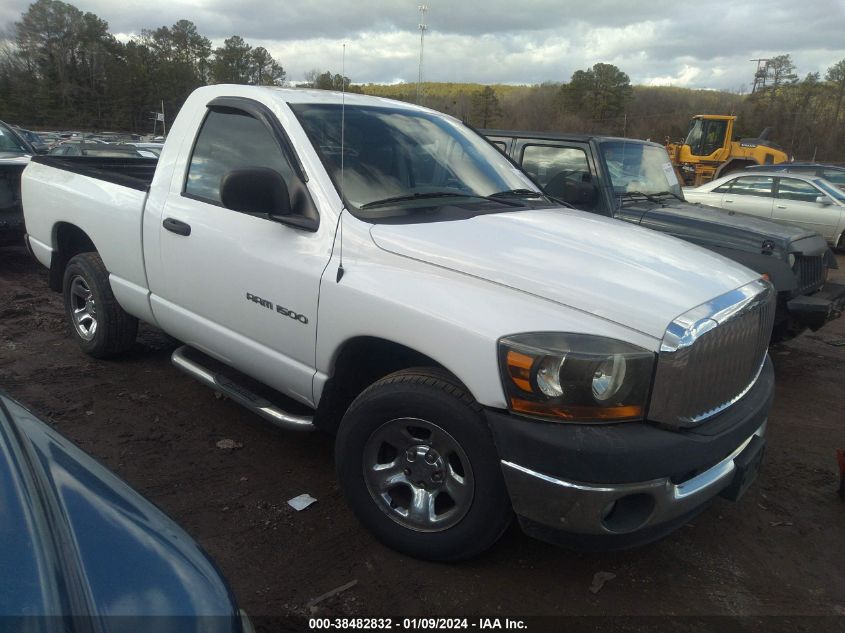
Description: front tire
xmin=335 ymin=367 xmax=512 ymax=561
xmin=62 ymin=252 xmax=138 ymax=358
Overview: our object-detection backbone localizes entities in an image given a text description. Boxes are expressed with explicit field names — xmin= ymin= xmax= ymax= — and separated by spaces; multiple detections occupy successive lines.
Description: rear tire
xmin=335 ymin=367 xmax=512 ymax=561
xmin=62 ymin=252 xmax=138 ymax=358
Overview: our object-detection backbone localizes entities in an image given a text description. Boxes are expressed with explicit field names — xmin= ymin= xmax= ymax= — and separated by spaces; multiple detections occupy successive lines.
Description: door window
xmin=725 ymin=176 xmax=773 ymax=198
xmin=185 ymin=108 xmax=295 ymax=205
xmin=521 ymin=145 xmax=597 ymax=209
xmin=777 ymin=178 xmax=820 ymax=203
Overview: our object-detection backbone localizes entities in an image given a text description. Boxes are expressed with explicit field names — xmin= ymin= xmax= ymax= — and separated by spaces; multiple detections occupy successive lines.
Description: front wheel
xmin=62 ymin=252 xmax=138 ymax=358
xmin=335 ymin=368 xmax=512 ymax=561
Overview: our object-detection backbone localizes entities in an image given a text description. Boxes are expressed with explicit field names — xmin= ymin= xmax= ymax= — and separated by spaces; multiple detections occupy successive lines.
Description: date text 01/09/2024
xmin=308 ymin=618 xmax=528 ymax=630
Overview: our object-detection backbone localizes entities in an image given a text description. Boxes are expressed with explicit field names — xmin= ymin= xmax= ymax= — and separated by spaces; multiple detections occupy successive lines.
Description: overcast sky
xmin=2 ymin=0 xmax=844 ymax=89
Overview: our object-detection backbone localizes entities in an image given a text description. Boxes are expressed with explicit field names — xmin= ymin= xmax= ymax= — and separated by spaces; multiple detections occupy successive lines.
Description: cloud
xmin=1 ymin=0 xmax=843 ymax=89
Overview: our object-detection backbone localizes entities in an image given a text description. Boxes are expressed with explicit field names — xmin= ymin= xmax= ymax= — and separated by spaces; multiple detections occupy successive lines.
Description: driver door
xmin=149 ymin=102 xmax=330 ymax=405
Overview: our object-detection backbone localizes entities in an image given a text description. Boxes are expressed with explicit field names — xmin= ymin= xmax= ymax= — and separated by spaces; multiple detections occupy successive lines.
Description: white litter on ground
xmin=288 ymin=493 xmax=318 ymax=511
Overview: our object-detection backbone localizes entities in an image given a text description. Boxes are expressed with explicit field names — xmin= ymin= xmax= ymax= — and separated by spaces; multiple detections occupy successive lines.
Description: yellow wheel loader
xmin=666 ymin=115 xmax=789 ymax=187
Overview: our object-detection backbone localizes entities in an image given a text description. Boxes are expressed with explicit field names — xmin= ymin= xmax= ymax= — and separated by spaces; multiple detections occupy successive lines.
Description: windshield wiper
xmin=653 ymin=190 xmax=684 ymax=201
xmin=360 ymin=192 xmax=477 ymax=209
xmin=619 ymin=191 xmax=661 ymax=204
xmin=488 ymin=188 xmax=544 ymax=199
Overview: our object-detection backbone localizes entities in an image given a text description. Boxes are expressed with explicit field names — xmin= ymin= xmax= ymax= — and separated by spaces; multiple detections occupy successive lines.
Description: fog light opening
xmin=601 ymin=493 xmax=656 ymax=533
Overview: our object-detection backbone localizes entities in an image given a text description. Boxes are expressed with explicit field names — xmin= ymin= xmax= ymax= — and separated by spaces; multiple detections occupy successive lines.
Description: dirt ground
xmin=1 ymin=244 xmax=844 ymax=628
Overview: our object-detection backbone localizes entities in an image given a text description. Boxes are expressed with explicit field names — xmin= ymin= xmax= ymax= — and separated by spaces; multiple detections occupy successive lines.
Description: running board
xmin=171 ymin=345 xmax=314 ymax=432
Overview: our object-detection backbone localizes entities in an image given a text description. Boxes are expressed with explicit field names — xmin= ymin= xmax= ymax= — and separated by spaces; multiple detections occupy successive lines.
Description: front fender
xmin=705 ymin=246 xmax=796 ymax=293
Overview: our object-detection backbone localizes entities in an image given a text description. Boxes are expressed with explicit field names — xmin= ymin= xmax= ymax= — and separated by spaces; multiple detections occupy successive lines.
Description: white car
xmin=685 ymin=171 xmax=845 ymax=248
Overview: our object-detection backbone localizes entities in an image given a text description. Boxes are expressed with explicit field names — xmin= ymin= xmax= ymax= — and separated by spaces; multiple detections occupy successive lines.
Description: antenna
xmin=336 ymin=43 xmax=347 ymax=283
xmin=417 ymin=5 xmax=428 ymax=104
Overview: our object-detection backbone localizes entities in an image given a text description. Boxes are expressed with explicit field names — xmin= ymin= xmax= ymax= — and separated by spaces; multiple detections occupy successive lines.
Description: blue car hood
xmin=0 ymin=394 xmax=242 ymax=631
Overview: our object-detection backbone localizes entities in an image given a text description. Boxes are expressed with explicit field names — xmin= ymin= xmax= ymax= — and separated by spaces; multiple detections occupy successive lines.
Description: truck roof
xmin=481 ymin=128 xmax=664 ymax=148
xmin=193 ymin=83 xmax=431 ymax=111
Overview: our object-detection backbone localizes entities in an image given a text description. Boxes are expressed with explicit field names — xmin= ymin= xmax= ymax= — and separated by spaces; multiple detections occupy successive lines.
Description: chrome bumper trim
xmin=501 ymin=421 xmax=766 ymax=535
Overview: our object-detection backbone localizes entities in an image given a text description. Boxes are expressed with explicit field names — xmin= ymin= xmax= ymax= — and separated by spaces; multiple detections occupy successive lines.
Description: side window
xmin=777 ymin=178 xmax=821 ymax=203
xmin=727 ymin=176 xmax=773 ymax=198
xmin=185 ymin=108 xmax=295 ymax=205
xmin=491 ymin=141 xmax=507 ymax=153
xmin=520 ymin=144 xmax=597 ymax=210
xmin=712 ymin=181 xmax=733 ymax=193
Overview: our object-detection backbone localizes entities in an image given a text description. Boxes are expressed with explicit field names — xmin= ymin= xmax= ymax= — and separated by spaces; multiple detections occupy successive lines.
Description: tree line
xmin=1 ymin=0 xmax=844 ymax=161
xmin=0 ymin=0 xmax=288 ymax=132
xmin=365 ymin=55 xmax=845 ymax=162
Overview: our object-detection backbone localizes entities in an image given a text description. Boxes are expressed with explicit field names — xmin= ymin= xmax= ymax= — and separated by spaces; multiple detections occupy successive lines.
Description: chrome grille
xmin=649 ymin=279 xmax=775 ymax=427
xmin=796 ymin=255 xmax=824 ymax=294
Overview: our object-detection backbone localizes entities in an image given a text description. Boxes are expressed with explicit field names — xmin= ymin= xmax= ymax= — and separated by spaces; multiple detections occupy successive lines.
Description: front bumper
xmin=487 ymin=356 xmax=774 ymax=548
xmin=502 ymin=423 xmax=764 ymax=541
xmin=787 ymin=282 xmax=845 ymax=331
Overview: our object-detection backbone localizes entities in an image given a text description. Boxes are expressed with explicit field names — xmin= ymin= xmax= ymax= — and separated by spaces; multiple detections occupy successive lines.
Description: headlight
xmin=788 ymin=253 xmax=796 ymax=268
xmin=498 ymin=333 xmax=655 ymax=422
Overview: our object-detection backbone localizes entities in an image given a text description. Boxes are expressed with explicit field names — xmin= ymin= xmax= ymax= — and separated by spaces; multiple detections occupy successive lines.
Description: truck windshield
xmin=291 ymin=103 xmax=539 ymax=216
xmin=599 ymin=141 xmax=682 ymax=198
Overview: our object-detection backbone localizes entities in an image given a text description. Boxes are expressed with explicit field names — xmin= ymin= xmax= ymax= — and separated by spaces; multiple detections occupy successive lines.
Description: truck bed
xmin=29 ymin=155 xmax=157 ymax=192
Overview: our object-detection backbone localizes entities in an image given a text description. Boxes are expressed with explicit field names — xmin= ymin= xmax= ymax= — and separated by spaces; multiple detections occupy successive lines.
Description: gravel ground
xmin=1 ymin=245 xmax=844 ymax=630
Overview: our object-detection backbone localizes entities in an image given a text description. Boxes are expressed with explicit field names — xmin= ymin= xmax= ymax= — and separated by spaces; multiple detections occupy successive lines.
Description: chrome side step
xmin=171 ymin=345 xmax=314 ymax=432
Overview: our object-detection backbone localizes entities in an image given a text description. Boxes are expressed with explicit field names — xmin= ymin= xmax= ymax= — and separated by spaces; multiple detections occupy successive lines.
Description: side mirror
xmin=220 ymin=167 xmax=291 ymax=216
xmin=815 ymin=196 xmax=832 ymax=206
xmin=220 ymin=167 xmax=319 ymax=231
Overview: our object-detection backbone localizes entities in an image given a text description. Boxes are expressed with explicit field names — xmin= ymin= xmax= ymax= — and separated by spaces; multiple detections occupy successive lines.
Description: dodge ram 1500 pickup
xmin=23 ymin=85 xmax=775 ymax=560
xmin=484 ymin=129 xmax=845 ymax=341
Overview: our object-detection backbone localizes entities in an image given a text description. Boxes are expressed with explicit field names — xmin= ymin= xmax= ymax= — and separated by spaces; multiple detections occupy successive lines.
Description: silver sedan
xmin=684 ymin=171 xmax=845 ymax=248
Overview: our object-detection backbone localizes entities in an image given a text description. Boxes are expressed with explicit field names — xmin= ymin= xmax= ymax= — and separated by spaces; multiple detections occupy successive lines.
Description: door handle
xmin=724 ymin=199 xmax=733 ymax=203
xmin=776 ymin=205 xmax=787 ymax=209
xmin=163 ymin=217 xmax=191 ymax=236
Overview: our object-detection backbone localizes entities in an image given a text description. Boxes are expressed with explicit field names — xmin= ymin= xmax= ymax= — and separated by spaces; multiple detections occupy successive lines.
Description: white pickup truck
xmin=22 ymin=85 xmax=776 ymax=560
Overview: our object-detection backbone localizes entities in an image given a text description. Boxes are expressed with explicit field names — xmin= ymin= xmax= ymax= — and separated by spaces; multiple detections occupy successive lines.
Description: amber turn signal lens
xmin=506 ymin=350 xmax=534 ymax=392
xmin=510 ymin=398 xmax=643 ymax=422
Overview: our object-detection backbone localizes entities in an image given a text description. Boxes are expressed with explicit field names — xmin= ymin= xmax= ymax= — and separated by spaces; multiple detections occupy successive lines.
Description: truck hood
xmin=370 ymin=207 xmax=758 ymax=339
xmin=617 ymin=199 xmax=814 ymax=252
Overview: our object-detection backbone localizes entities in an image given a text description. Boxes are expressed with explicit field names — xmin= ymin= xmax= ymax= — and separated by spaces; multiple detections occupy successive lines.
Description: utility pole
xmin=751 ymin=58 xmax=770 ymax=94
xmin=161 ymin=100 xmax=166 ymax=136
xmin=417 ymin=4 xmax=428 ymax=105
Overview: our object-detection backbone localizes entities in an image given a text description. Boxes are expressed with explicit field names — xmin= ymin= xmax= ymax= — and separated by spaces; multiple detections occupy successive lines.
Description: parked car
xmin=12 ymin=126 xmax=49 ymax=154
xmin=0 ymin=119 xmax=33 ymax=246
xmin=745 ymin=162 xmax=845 ymax=189
xmin=684 ymin=171 xmax=845 ymax=250
xmin=485 ymin=130 xmax=845 ymax=340
xmin=0 ymin=391 xmax=251 ymax=630
xmin=49 ymin=142 xmax=146 ymax=158
xmin=127 ymin=142 xmax=164 ymax=157
xmin=23 ymin=85 xmax=776 ymax=560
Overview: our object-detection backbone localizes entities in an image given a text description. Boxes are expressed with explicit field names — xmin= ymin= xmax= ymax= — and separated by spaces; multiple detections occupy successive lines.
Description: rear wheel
xmin=62 ymin=252 xmax=138 ymax=358
xmin=335 ymin=367 xmax=512 ymax=561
